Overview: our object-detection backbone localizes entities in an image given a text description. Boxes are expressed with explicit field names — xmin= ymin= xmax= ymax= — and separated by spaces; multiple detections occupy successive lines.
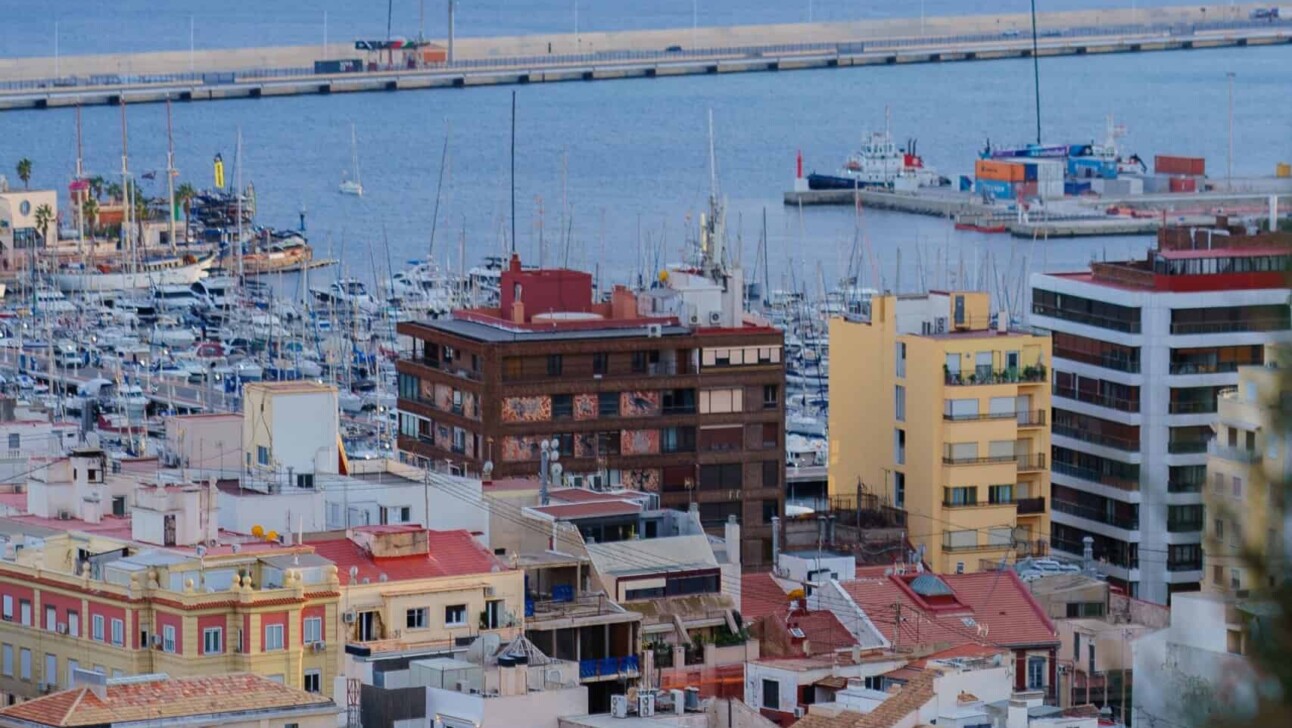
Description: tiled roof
xmin=310 ymin=529 xmax=507 ymax=583
xmin=0 ymin=673 xmax=334 ymax=726
xmin=741 ymin=572 xmax=792 ymax=621
xmin=838 ymin=571 xmax=1057 ymax=650
xmin=787 ymin=608 xmax=855 ymax=654
xmin=795 ymin=670 xmax=937 ymax=728
xmin=528 ymin=501 xmax=643 ymax=519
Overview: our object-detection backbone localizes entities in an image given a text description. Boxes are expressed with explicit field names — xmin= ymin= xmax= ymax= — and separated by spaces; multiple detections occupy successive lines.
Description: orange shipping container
xmin=975 ymin=158 xmax=1026 ymax=182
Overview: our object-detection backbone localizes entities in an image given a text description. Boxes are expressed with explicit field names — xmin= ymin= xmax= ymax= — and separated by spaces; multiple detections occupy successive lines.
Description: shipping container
xmin=1038 ymin=180 xmax=1064 ymax=199
xmin=1064 ymin=181 xmax=1092 ymax=196
xmin=1068 ymin=157 xmax=1118 ymax=180
xmin=200 ymin=72 xmax=236 ymax=85
xmin=1277 ymin=162 xmax=1291 ymax=178
xmin=1023 ymin=163 xmax=1039 ymax=182
xmin=314 ymin=59 xmax=364 ymax=74
xmin=1154 ymin=155 xmax=1206 ymax=176
xmin=1169 ymin=176 xmax=1197 ymax=193
xmin=959 ymin=175 xmax=974 ymax=192
xmin=1034 ymin=159 xmax=1065 ymax=182
xmin=976 ymin=158 xmax=1026 ymax=183
xmin=975 ymin=179 xmax=1016 ymax=200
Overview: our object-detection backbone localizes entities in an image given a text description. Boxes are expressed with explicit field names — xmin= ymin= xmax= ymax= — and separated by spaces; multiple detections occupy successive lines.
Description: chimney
xmin=510 ymin=300 xmax=526 ymax=324
xmin=1271 ymin=195 xmax=1279 ymax=234
xmin=997 ymin=309 xmax=1008 ymax=334
xmin=508 ymin=252 xmax=521 ymax=273
xmin=723 ymin=515 xmax=741 ymax=567
xmin=771 ymin=516 xmax=781 ymax=572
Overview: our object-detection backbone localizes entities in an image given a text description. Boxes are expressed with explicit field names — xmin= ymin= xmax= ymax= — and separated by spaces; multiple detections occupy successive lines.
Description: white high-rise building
xmin=1030 ymin=218 xmax=1291 ymax=603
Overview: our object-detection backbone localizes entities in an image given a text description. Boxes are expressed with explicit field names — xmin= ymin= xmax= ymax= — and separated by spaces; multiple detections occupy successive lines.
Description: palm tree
xmin=105 ymin=181 xmax=122 ymax=203
xmin=175 ymin=182 xmax=197 ymax=244
xmin=15 ymin=159 xmax=32 ymax=189
xmin=88 ymin=175 xmax=105 ymax=201
xmin=81 ymin=197 xmax=100 ymax=243
xmin=33 ymin=204 xmax=53 ymax=246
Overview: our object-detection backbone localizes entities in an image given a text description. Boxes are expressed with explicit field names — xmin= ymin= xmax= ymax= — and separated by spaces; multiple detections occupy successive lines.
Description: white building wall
xmin=244 ymin=385 xmax=339 ymax=478
xmin=219 ymin=489 xmax=326 ymax=536
xmin=1031 ymin=272 xmax=1291 ymax=603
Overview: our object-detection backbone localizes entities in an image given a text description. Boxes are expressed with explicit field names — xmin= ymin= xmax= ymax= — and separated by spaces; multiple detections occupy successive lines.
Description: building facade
xmin=1203 ymin=349 xmax=1290 ymax=595
xmin=396 ymin=255 xmax=785 ymax=565
xmin=1030 ymin=220 xmax=1291 ymax=602
xmin=829 ymin=291 xmax=1052 ymax=573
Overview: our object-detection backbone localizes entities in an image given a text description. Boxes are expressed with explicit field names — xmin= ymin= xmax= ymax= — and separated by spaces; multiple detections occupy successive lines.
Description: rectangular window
xmin=19 ymin=600 xmax=30 ymax=626
xmin=592 ymin=352 xmax=609 ymax=375
xmin=1 ymin=596 xmax=10 ymax=621
xmin=989 ymin=484 xmax=1014 ymax=504
xmin=6 ymin=433 xmax=18 ymax=450
xmin=304 ymin=669 xmax=322 ymax=694
xmin=92 ymin=615 xmax=105 ymax=641
xmin=546 ymin=354 xmax=563 ymax=376
xmin=203 ymin=627 xmax=223 ymax=655
xmin=68 ymin=611 xmax=79 ymax=638
xmin=1232 ymin=476 xmax=1243 ymax=497
xmin=1214 ymin=472 xmax=1225 ymax=492
xmin=598 ymin=392 xmax=619 ymax=416
xmin=763 ymin=385 xmax=779 ymax=409
xmin=1 ymin=645 xmax=11 ymax=676
xmin=19 ymin=648 xmax=30 ymax=681
xmin=894 ymin=471 xmax=906 ymax=508
xmin=1215 ymin=519 xmax=1225 ymax=539
xmin=163 ymin=625 xmax=177 ymax=653
xmin=445 ymin=605 xmax=467 ymax=627
xmin=896 ymin=342 xmax=907 ymax=378
xmin=944 ymin=486 xmax=978 ymax=506
xmin=762 ymin=679 xmax=780 ymax=710
xmin=45 ymin=653 xmax=56 ymax=688
xmin=1027 ymin=656 xmax=1046 ymax=689
xmin=763 ymin=460 xmax=779 ymax=489
xmin=110 ymin=619 xmax=124 ymax=646
xmin=265 ymin=624 xmax=284 ymax=651
xmin=45 ymin=606 xmax=56 ymax=632
xmin=406 ymin=608 xmax=428 ymax=629
xmin=552 ymin=394 xmax=573 ymax=418
xmin=303 ymin=617 xmax=322 ymax=644
xmin=257 ymin=445 xmax=270 ymax=466
xmin=895 ymin=385 xmax=906 ymax=422
xmin=894 ymin=429 xmax=906 ymax=465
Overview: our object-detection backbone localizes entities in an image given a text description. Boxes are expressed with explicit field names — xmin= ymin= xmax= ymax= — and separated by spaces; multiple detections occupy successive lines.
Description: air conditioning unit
xmin=342 ymin=610 xmax=357 ymax=624
xmin=688 ymin=314 xmax=700 ymax=325
xmin=708 ymin=311 xmax=722 ymax=325
xmin=638 ymin=691 xmax=656 ymax=717
xmin=610 ymin=695 xmax=629 ymax=719
xmin=793 ymin=707 xmax=806 ymax=719
xmin=646 ymin=323 xmax=663 ymax=338
xmin=312 ymin=641 xmax=327 ymax=653
xmin=483 ymin=586 xmax=496 ymax=598
xmin=56 ymin=623 xmax=68 ymax=635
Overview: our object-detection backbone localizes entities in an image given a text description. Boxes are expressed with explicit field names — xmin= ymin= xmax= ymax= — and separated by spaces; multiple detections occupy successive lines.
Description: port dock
xmin=0 ymin=5 xmax=1288 ymax=110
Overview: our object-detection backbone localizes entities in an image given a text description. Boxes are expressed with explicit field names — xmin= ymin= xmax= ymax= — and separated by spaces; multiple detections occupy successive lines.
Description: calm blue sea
xmin=1 ymin=3 xmax=1289 ymax=295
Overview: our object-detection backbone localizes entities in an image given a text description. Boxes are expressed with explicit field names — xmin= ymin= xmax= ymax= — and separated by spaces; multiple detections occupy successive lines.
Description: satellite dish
xmin=482 ymin=461 xmax=494 ymax=476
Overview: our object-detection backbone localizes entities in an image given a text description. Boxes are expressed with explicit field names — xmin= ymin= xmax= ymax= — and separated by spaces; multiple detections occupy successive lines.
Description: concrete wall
xmin=243 ymin=384 xmax=339 ymax=478
xmin=166 ymin=414 xmax=242 ymax=474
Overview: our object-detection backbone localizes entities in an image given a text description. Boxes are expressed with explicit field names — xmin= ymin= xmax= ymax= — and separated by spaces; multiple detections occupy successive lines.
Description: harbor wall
xmin=0 ymin=4 xmax=1264 ymax=82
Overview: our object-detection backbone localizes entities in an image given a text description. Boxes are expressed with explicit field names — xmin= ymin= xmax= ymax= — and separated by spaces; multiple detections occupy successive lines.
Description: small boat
xmin=954 ymin=221 xmax=1009 ymax=234
xmin=339 ymin=124 xmax=364 ymax=196
xmin=51 ymin=253 xmax=216 ymax=293
xmin=807 ymin=129 xmax=950 ymax=191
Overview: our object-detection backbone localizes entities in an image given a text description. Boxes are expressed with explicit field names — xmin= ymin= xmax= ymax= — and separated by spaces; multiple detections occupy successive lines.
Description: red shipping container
xmin=1155 ymin=155 xmax=1206 ymax=176
xmin=1169 ymin=176 xmax=1197 ymax=193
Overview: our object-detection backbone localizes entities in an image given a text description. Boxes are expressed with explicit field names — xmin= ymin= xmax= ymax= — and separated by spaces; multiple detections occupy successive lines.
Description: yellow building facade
xmin=829 ymin=292 xmax=1052 ymax=573
xmin=1205 ymin=352 xmax=1289 ymax=594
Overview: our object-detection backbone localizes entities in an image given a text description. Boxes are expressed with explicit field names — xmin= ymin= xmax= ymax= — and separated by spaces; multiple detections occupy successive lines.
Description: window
xmin=1214 ymin=565 xmax=1225 ymax=585
xmin=895 ymin=385 xmax=906 ymax=421
xmin=1215 ymin=518 xmax=1225 ymax=539
xmin=303 ymin=617 xmax=322 ymax=644
xmin=68 ymin=611 xmax=79 ymax=638
xmin=1026 ymin=656 xmax=1046 ymax=689
xmin=546 ymin=354 xmax=563 ymax=376
xmin=444 ymin=605 xmax=467 ymax=627
xmin=203 ymin=627 xmax=223 ymax=655
xmin=406 ymin=608 xmax=428 ymax=629
xmin=894 ymin=471 xmax=905 ymax=508
xmin=1214 ymin=472 xmax=1224 ymax=492
xmin=257 ymin=445 xmax=270 ymax=466
xmin=380 ymin=506 xmax=412 ymax=525
xmin=631 ymin=351 xmax=648 ymax=373
xmin=699 ymin=388 xmax=743 ymax=414
xmin=1 ymin=645 xmax=10 ymax=676
xmin=68 ymin=659 xmax=78 ymax=678
xmin=989 ymin=484 xmax=1014 ymax=504
xmin=19 ymin=648 xmax=30 ymax=681
xmin=483 ymin=600 xmax=503 ymax=630
xmin=6 ymin=433 xmax=18 ymax=450
xmin=762 ymin=679 xmax=780 ymax=710
xmin=763 ymin=385 xmax=779 ymax=409
xmin=92 ymin=615 xmax=105 ymax=641
xmin=1232 ymin=476 xmax=1243 ymax=498
xmin=699 ymin=463 xmax=743 ymax=490
xmin=592 ymin=352 xmax=608 ymax=375
xmin=552 ymin=394 xmax=573 ymax=418
xmin=163 ymin=625 xmax=177 ymax=653
xmin=304 ymin=669 xmax=322 ymax=694
xmin=945 ymin=487 xmax=978 ymax=506
xmin=45 ymin=606 xmax=56 ymax=632
xmin=763 ymin=460 xmax=779 ymax=489
xmin=265 ymin=624 xmax=284 ymax=651
xmin=1074 ymin=632 xmax=1081 ymax=660
xmin=19 ymin=600 xmax=30 ymax=627
xmin=661 ymin=426 xmax=695 ymax=453
xmin=896 ymin=341 xmax=907 ymax=378
xmin=1 ymin=596 xmax=10 ymax=621
xmin=598 ymin=392 xmax=619 ymax=416
xmin=894 ymin=429 xmax=906 ymax=465
xmin=110 ymin=619 xmax=124 ymax=646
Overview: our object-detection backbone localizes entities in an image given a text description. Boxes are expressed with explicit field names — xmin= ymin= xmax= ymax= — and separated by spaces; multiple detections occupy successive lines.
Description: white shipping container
xmin=1033 ymin=159 xmax=1065 ymax=183
xmin=1090 ymin=179 xmax=1107 ymax=195
xmin=1039 ymin=180 xmax=1064 ymax=199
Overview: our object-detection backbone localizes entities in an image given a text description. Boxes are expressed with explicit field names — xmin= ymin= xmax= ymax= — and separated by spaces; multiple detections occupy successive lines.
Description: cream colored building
xmin=0 ymin=189 xmax=58 ymax=273
xmin=1204 ymin=348 xmax=1290 ymax=594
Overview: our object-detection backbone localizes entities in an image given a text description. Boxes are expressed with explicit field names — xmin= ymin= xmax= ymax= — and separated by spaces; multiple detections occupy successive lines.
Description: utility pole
xmin=448 ymin=0 xmax=456 ymax=64
xmin=1029 ymin=0 xmax=1042 ymax=144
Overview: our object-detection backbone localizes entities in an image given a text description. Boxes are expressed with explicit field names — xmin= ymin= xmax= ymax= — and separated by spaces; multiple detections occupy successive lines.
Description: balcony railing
xmin=942 ymin=454 xmax=1017 ymax=466
xmin=1166 ymin=519 xmax=1204 ymax=533
xmin=1053 ymin=424 xmax=1140 ymax=452
xmin=1017 ymin=410 xmax=1047 ymax=427
xmin=1168 ymin=440 xmax=1210 ymax=454
xmin=1169 ymin=400 xmax=1218 ymax=415
xmin=1052 ymin=385 xmax=1140 ymax=413
xmin=1168 ymin=478 xmax=1204 ymax=493
xmin=579 ymin=655 xmax=640 ymax=680
xmin=1017 ymin=497 xmax=1046 ymax=515
xmin=944 ymin=366 xmax=1047 ymax=387
xmin=415 ymin=355 xmax=483 ymax=382
xmin=1054 ymin=347 xmax=1141 ymax=373
xmin=1032 ymin=303 xmax=1141 ymax=333
xmin=1017 ymin=453 xmax=1048 ymax=471
xmin=1167 ymin=558 xmax=1203 ymax=572
xmin=1169 ymin=319 xmax=1290 ymax=335
xmin=941 ymin=410 xmax=1046 ymax=426
xmin=1168 ymin=361 xmax=1243 ymax=375
xmin=1209 ymin=442 xmax=1263 ymax=464
xmin=1053 ymin=500 xmax=1138 ymax=530
xmin=1051 ymin=538 xmax=1137 ymax=569
xmin=1052 ymin=461 xmax=1140 ymax=492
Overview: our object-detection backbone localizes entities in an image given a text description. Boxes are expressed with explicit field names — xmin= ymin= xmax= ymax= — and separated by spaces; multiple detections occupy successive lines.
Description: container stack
xmin=1149 ymin=155 xmax=1206 ymax=194
xmin=975 ymin=159 xmax=1064 ymax=200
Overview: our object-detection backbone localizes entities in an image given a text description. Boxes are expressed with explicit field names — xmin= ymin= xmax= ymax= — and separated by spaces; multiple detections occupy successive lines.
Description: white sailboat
xmin=339 ymin=124 xmax=364 ymax=196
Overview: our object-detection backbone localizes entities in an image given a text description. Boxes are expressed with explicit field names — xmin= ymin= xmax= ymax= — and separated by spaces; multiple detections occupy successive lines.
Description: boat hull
xmin=52 ymin=255 xmax=216 ymax=293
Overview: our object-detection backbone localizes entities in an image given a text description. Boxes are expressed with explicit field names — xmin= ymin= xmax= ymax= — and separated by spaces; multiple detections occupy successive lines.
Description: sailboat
xmin=338 ymin=124 xmax=364 ymax=196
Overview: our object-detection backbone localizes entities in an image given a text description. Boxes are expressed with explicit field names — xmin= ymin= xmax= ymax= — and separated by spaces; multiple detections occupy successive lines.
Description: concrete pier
xmin=0 ymin=4 xmax=1287 ymax=111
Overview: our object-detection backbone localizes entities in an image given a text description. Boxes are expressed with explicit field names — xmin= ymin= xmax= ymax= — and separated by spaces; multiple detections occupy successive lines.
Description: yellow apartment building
xmin=828 ymin=291 xmax=1052 ymax=573
xmin=1205 ymin=349 xmax=1289 ymax=594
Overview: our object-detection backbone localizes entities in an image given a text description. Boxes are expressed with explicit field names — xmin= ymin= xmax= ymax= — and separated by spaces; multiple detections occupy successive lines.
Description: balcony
xmin=1053 ymin=500 xmax=1138 ymax=530
xmin=1168 ymin=440 xmax=1210 ymax=455
xmin=942 ymin=454 xmax=1017 ymax=466
xmin=1169 ymin=319 xmax=1290 ymax=335
xmin=1166 ymin=518 xmax=1203 ymax=534
xmin=579 ymin=655 xmax=640 ymax=680
xmin=1209 ymin=442 xmax=1262 ymax=464
xmin=941 ymin=410 xmax=1046 ymax=426
xmin=1032 ymin=303 xmax=1141 ymax=333
xmin=1017 ymin=497 xmax=1046 ymax=515
xmin=944 ymin=365 xmax=1047 ymax=387
xmin=1053 ymin=424 xmax=1140 ymax=452
xmin=1016 ymin=453 xmax=1047 ymax=471
xmin=1053 ymin=347 xmax=1141 ymax=373
xmin=1017 ymin=410 xmax=1047 ymax=427
xmin=1052 ymin=385 xmax=1140 ymax=413
xmin=1052 ymin=461 xmax=1140 ymax=492
xmin=1169 ymin=361 xmax=1241 ymax=375
xmin=1168 ymin=400 xmax=1218 ymax=415
xmin=413 ymin=355 xmax=483 ymax=382
xmin=1052 ymin=537 xmax=1138 ymax=570
xmin=1167 ymin=558 xmax=1203 ymax=572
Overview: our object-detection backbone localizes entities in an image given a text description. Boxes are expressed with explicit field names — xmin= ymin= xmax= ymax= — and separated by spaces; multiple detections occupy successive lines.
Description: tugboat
xmin=807 ymin=129 xmax=950 ymax=191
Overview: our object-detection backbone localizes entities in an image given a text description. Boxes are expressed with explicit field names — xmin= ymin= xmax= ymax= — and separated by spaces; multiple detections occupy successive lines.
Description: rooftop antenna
xmin=510 ymin=90 xmax=517 ymax=255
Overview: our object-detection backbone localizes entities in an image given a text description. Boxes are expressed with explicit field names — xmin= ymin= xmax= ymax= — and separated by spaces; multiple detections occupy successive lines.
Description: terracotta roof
xmin=309 ymin=529 xmax=507 ymax=582
xmin=783 ymin=608 xmax=855 ymax=654
xmin=0 ymin=673 xmax=334 ymax=726
xmin=795 ymin=670 xmax=937 ymax=728
xmin=528 ymin=501 xmax=642 ymax=519
xmin=838 ymin=571 xmax=1057 ymax=650
xmin=741 ymin=572 xmax=792 ymax=621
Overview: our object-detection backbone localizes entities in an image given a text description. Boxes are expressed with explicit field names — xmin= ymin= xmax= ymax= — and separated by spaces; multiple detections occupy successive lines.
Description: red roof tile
xmin=839 ymin=571 xmax=1056 ymax=650
xmin=309 ymin=529 xmax=507 ymax=582
xmin=787 ymin=608 xmax=855 ymax=653
xmin=741 ymin=572 xmax=792 ymax=621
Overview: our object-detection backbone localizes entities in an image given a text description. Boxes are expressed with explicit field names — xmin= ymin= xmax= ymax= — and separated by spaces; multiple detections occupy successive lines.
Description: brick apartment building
xmin=396 ymin=254 xmax=785 ymax=565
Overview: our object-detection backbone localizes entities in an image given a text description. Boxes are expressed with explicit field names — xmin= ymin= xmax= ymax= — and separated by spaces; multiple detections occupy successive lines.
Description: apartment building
xmin=396 ymin=253 xmax=785 ymax=565
xmin=1204 ymin=347 xmax=1290 ymax=595
xmin=1030 ymin=218 xmax=1292 ymax=602
xmin=829 ymin=291 xmax=1052 ymax=573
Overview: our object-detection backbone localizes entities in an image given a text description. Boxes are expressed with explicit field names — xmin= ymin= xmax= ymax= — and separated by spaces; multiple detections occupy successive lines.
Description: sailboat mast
xmin=235 ymin=128 xmax=245 ymax=282
xmin=166 ymin=99 xmax=178 ymax=252
xmin=74 ymin=105 xmax=85 ymax=249
xmin=120 ymin=99 xmax=134 ymax=271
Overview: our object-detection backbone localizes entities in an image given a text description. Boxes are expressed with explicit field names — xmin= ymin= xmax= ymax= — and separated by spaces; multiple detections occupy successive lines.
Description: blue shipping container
xmin=1024 ymin=163 xmax=1039 ymax=182
xmin=1067 ymin=157 xmax=1118 ymax=180
xmin=959 ymin=175 xmax=973 ymax=192
xmin=1064 ymin=181 xmax=1092 ymax=196
xmin=975 ymin=178 xmax=1016 ymax=200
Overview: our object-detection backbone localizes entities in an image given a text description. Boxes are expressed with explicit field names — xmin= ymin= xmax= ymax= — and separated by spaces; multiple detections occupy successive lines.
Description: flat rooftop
xmin=411 ymin=317 xmax=693 ymax=344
